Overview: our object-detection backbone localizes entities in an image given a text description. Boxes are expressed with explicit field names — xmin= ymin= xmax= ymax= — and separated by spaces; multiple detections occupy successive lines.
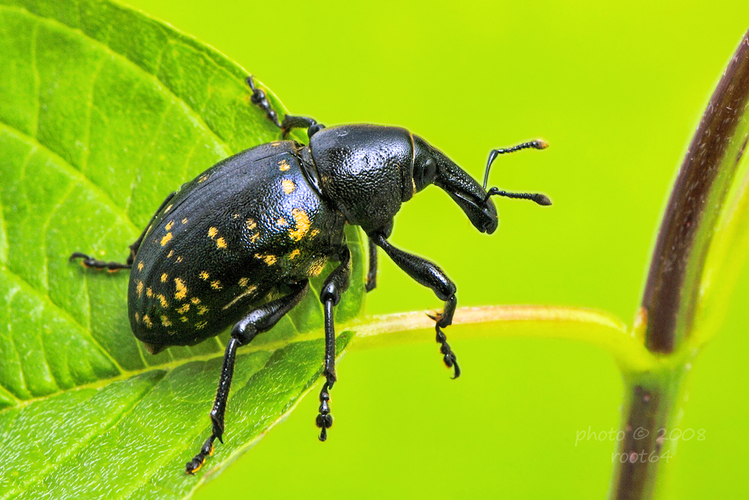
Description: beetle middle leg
xmin=246 ymin=76 xmax=325 ymax=138
xmin=365 ymin=237 xmax=378 ymax=292
xmin=369 ymin=232 xmax=460 ymax=378
xmin=316 ymin=245 xmax=351 ymax=441
xmin=69 ymin=191 xmax=176 ymax=272
xmin=186 ymin=279 xmax=310 ymax=474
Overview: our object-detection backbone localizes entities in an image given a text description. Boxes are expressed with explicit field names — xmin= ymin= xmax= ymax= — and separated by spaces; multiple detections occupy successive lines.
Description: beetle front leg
xmin=370 ymin=232 xmax=460 ymax=378
xmin=186 ymin=280 xmax=310 ymax=474
xmin=317 ymin=245 xmax=351 ymax=441
xmin=69 ymin=191 xmax=176 ymax=271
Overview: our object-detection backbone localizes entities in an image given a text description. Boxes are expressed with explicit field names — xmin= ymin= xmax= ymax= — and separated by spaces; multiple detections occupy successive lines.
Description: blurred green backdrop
xmin=117 ymin=0 xmax=749 ymax=497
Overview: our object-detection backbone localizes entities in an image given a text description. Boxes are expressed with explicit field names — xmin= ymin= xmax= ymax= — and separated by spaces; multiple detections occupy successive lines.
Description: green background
xmin=111 ymin=0 xmax=749 ymax=497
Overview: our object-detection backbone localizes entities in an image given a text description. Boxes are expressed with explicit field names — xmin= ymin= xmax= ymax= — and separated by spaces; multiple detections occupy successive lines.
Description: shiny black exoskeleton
xmin=70 ymin=76 xmax=551 ymax=475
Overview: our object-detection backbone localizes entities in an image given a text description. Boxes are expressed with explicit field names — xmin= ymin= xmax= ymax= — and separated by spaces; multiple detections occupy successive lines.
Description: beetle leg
xmin=69 ymin=191 xmax=176 ymax=271
xmin=186 ymin=280 xmax=310 ymax=474
xmin=316 ymin=245 xmax=351 ymax=441
xmin=246 ymin=76 xmax=325 ymax=139
xmin=369 ymin=232 xmax=460 ymax=378
xmin=246 ymin=75 xmax=281 ymax=128
xmin=280 ymin=115 xmax=325 ymax=139
xmin=365 ymin=237 xmax=378 ymax=292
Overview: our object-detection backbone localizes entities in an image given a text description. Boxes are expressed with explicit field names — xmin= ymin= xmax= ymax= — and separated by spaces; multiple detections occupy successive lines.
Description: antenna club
xmin=533 ymin=139 xmax=549 ymax=150
xmin=534 ymin=194 xmax=553 ymax=206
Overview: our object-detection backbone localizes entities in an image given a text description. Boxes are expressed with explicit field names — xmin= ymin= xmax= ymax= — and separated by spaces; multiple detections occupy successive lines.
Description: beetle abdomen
xmin=128 ymin=141 xmax=345 ymax=347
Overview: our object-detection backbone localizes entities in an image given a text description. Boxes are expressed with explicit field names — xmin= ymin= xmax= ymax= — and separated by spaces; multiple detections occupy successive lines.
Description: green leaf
xmin=0 ymin=0 xmax=364 ymax=496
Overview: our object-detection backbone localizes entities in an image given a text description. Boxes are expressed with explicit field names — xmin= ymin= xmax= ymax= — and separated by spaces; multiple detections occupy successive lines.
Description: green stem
xmin=612 ymin=29 xmax=749 ymax=500
xmin=351 ymin=305 xmax=654 ymax=373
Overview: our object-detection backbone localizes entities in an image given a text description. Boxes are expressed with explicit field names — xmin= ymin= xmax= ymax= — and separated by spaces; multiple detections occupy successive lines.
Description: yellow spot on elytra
xmin=176 ymin=256 xmax=183 ymax=263
xmin=180 ymin=316 xmax=188 ymax=323
xmin=288 ymin=209 xmax=311 ymax=241
xmin=222 ymin=285 xmax=258 ymax=310
xmin=216 ymin=237 xmax=227 ymax=249
xmin=255 ymin=253 xmax=277 ymax=265
xmin=136 ymin=281 xmax=144 ymax=297
xmin=249 ymin=233 xmax=260 ymax=243
xmin=161 ymin=315 xmax=172 ymax=327
xmin=289 ymin=249 xmax=301 ymax=259
xmin=238 ymin=277 xmax=249 ymax=287
xmin=174 ymin=278 xmax=187 ymax=300
xmin=177 ymin=303 xmax=190 ymax=314
xmin=199 ymin=271 xmax=209 ymax=280
xmin=233 ymin=213 xmax=240 ymax=219
xmin=271 ymin=141 xmax=282 ymax=148
xmin=138 ymin=261 xmax=144 ymax=272
xmin=182 ymin=218 xmax=188 ymax=224
xmin=165 ymin=221 xmax=174 ymax=231
xmin=197 ymin=306 xmax=209 ymax=315
xmin=208 ymin=227 xmax=218 ymax=238
xmin=198 ymin=174 xmax=209 ymax=183
xmin=146 ymin=287 xmax=153 ymax=298
xmin=277 ymin=217 xmax=288 ymax=227
xmin=165 ymin=204 xmax=173 ymax=213
xmin=157 ymin=294 xmax=168 ymax=308
xmin=160 ymin=232 xmax=173 ymax=246
xmin=191 ymin=297 xmax=201 ymax=305
xmin=196 ymin=320 xmax=207 ymax=330
xmin=278 ymin=159 xmax=290 ymax=171
xmin=135 ymin=312 xmax=140 ymax=323
xmin=309 ymin=259 xmax=326 ymax=277
xmin=310 ymin=229 xmax=320 ymax=237
xmin=167 ymin=250 xmax=174 ymax=258
xmin=246 ymin=219 xmax=257 ymax=230
xmin=281 ymin=179 xmax=295 ymax=194
xmin=211 ymin=280 xmax=222 ymax=290
xmin=143 ymin=315 xmax=153 ymax=328
xmin=161 ymin=273 xmax=168 ymax=283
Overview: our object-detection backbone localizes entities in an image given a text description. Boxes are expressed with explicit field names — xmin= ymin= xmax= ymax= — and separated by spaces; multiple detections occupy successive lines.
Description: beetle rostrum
xmin=69 ymin=75 xmax=551 ymax=475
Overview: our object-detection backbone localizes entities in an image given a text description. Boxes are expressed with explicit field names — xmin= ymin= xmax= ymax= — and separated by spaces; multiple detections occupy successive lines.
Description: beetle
xmin=70 ymin=76 xmax=551 ymax=474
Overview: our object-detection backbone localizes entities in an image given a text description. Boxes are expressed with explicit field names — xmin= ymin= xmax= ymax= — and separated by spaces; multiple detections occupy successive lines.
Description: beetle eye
xmin=423 ymin=158 xmax=437 ymax=184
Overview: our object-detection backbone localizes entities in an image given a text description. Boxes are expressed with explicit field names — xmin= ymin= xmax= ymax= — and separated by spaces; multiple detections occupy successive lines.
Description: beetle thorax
xmin=308 ymin=124 xmax=415 ymax=234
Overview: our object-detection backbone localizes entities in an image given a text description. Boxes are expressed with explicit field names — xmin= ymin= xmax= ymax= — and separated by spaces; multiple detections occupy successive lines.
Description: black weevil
xmin=70 ymin=76 xmax=551 ymax=474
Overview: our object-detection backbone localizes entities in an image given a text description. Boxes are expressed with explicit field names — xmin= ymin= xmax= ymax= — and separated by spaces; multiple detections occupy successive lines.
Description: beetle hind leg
xmin=246 ymin=76 xmax=325 ymax=139
xmin=69 ymin=191 xmax=176 ymax=273
xmin=68 ymin=252 xmax=131 ymax=272
xmin=186 ymin=280 xmax=310 ymax=474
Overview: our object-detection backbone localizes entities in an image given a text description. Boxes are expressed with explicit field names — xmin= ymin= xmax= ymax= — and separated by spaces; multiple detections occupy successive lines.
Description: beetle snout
xmin=480 ymin=212 xmax=498 ymax=234
xmin=474 ymin=203 xmax=498 ymax=234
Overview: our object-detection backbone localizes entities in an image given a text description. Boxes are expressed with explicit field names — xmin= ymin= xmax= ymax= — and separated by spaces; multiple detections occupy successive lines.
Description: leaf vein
xmin=29 ymin=17 xmax=40 ymax=138
xmin=0 ymin=264 xmax=123 ymax=381
xmin=2 ymin=284 xmax=29 ymax=399
xmin=9 ymin=371 xmax=167 ymax=497
xmin=79 ymin=55 xmax=109 ymax=176
xmin=1 ymin=6 xmax=233 ymax=151
xmin=0 ymin=122 xmax=139 ymax=234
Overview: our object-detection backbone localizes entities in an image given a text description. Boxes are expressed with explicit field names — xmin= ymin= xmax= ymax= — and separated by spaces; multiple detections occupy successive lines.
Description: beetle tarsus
xmin=316 ymin=378 xmax=335 ymax=441
xmin=435 ymin=324 xmax=461 ymax=379
xmin=186 ymin=437 xmax=215 ymax=474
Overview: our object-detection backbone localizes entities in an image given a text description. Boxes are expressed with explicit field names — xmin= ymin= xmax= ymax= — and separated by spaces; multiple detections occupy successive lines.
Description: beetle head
xmin=412 ymin=135 xmax=500 ymax=234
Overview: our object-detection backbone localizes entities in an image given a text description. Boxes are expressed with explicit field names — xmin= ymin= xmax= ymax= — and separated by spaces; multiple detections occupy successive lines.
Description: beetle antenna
xmin=482 ymin=139 xmax=548 ymax=190
xmin=484 ymin=187 xmax=552 ymax=206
